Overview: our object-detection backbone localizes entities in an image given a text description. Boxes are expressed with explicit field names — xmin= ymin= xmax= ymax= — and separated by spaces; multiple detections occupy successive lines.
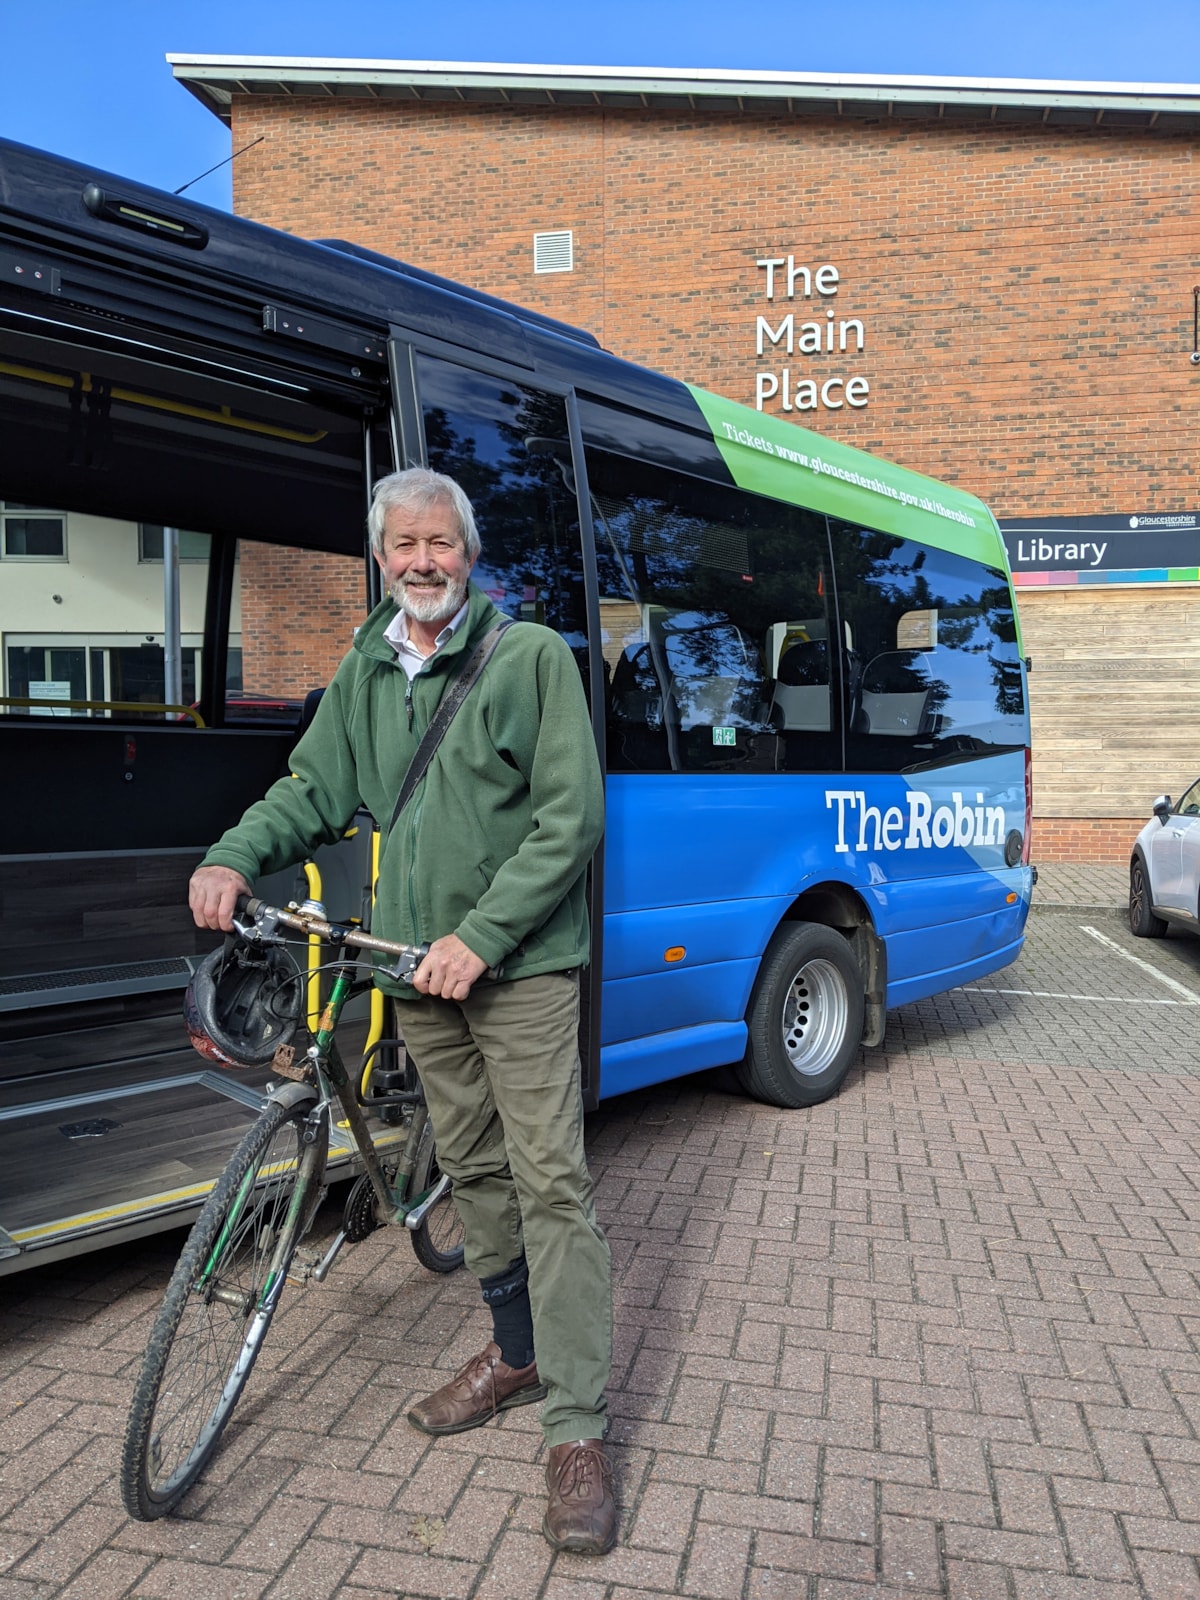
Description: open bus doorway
xmin=0 ymin=313 xmax=390 ymax=1269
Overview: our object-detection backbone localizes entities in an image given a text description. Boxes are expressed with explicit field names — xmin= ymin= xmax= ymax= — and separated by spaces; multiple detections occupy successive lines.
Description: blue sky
xmin=3 ymin=0 xmax=1199 ymax=210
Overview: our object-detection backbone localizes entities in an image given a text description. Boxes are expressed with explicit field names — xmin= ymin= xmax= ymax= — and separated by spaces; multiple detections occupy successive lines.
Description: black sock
xmin=479 ymin=1254 xmax=535 ymax=1370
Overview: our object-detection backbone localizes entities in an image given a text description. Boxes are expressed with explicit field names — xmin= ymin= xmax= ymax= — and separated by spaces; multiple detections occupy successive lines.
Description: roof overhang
xmin=167 ymin=55 xmax=1200 ymax=134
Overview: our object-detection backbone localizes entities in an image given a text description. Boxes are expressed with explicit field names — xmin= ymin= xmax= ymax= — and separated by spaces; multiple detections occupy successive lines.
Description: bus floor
xmin=0 ymin=1016 xmax=376 ymax=1276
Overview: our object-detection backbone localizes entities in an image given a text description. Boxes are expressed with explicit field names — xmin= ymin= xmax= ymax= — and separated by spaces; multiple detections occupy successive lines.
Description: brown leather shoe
xmin=543 ymin=1438 xmax=617 ymax=1555
xmin=407 ymin=1342 xmax=546 ymax=1436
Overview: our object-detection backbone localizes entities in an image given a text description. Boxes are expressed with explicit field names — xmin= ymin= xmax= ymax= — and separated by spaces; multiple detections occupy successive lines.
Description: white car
xmin=1129 ymin=777 xmax=1200 ymax=939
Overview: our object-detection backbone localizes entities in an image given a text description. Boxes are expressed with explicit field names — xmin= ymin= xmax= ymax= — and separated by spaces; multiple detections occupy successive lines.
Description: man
xmin=189 ymin=467 xmax=614 ymax=1555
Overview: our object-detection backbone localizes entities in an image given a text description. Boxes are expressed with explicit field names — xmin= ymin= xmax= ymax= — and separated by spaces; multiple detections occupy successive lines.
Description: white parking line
xmin=1080 ymin=924 xmax=1200 ymax=1004
xmin=959 ymin=987 xmax=1189 ymax=1005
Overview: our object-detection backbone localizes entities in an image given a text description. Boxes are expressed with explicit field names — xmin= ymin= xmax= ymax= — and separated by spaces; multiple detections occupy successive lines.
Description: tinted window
xmin=416 ymin=355 xmax=589 ymax=673
xmin=231 ymin=541 xmax=364 ymax=723
xmin=585 ymin=448 xmax=836 ymax=774
xmin=831 ymin=520 xmax=1026 ymax=773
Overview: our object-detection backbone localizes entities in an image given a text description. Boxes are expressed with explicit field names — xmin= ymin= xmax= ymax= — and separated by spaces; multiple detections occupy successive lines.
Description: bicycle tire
xmin=409 ymin=1121 xmax=465 ymax=1275
xmin=120 ymin=1096 xmax=317 ymax=1520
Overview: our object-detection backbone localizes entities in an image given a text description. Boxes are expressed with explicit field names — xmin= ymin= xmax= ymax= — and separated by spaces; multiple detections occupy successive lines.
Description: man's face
xmin=376 ymin=499 xmax=475 ymax=626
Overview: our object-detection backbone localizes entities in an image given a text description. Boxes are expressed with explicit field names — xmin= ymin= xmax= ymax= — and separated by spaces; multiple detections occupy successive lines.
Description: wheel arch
xmin=778 ymin=881 xmax=886 ymax=1048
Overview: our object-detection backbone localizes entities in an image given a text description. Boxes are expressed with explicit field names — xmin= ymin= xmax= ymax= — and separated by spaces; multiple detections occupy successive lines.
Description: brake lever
xmin=378 ymin=943 xmax=430 ymax=986
xmin=377 ymin=945 xmax=504 ymax=986
xmin=232 ymin=904 xmax=281 ymax=943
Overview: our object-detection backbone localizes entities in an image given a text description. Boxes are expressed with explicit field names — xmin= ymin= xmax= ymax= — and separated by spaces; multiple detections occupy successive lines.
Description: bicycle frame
xmin=220 ymin=898 xmax=452 ymax=1295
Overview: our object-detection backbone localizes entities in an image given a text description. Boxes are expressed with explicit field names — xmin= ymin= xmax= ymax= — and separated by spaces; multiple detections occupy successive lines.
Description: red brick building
xmin=172 ymin=57 xmax=1200 ymax=862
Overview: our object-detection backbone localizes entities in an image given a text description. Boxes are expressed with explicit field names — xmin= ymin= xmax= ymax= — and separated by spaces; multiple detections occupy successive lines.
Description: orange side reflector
xmin=664 ymin=947 xmax=686 ymax=963
xmin=1006 ymin=892 xmax=1018 ymax=903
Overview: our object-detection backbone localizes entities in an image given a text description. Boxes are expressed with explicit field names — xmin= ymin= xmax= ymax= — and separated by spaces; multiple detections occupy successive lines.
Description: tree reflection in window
xmin=417 ymin=357 xmax=588 ymax=672
xmin=831 ymin=520 xmax=1026 ymax=773
xmin=584 ymin=450 xmax=836 ymax=775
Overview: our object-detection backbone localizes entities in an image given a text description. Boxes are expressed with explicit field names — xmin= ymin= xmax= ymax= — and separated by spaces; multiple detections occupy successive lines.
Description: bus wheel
xmin=738 ymin=922 xmax=864 ymax=1108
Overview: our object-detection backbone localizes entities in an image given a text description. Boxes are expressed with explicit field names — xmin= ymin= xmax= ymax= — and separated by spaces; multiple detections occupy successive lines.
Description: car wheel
xmin=736 ymin=922 xmax=865 ymax=1108
xmin=1129 ymin=855 xmax=1167 ymax=938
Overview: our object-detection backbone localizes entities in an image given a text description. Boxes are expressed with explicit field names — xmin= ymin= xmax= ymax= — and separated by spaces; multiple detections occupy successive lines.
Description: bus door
xmin=574 ymin=409 xmax=840 ymax=1098
xmin=389 ymin=334 xmax=605 ymax=1108
xmin=0 ymin=286 xmax=390 ymax=1270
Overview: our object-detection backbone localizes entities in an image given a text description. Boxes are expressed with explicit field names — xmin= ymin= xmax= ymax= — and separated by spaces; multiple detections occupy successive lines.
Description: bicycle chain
xmin=342 ymin=1173 xmax=382 ymax=1242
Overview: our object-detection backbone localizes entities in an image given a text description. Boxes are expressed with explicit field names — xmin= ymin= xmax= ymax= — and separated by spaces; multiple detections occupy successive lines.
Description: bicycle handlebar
xmin=233 ymin=896 xmax=502 ymax=984
xmin=239 ymin=896 xmax=425 ymax=958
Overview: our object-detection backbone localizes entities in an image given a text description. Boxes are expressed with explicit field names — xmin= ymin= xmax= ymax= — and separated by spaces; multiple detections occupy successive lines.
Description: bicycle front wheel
xmin=409 ymin=1120 xmax=465 ymax=1275
xmin=120 ymin=1096 xmax=317 ymax=1520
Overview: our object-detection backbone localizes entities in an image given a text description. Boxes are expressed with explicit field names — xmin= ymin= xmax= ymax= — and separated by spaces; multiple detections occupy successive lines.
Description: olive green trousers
xmin=395 ymin=971 xmax=611 ymax=1446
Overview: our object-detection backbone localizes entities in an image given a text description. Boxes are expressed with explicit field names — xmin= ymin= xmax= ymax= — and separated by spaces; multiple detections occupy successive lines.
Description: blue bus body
xmin=600 ymin=758 xmax=1030 ymax=1098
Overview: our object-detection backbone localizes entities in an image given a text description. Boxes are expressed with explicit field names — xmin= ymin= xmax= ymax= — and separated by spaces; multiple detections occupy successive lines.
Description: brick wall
xmin=226 ymin=96 xmax=1200 ymax=860
xmin=229 ymin=97 xmax=1199 ymax=518
xmin=237 ymin=543 xmax=365 ymax=700
xmin=1033 ymin=818 xmax=1143 ymax=865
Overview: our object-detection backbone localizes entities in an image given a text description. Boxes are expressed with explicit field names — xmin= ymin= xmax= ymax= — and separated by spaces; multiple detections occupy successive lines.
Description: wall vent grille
xmin=533 ymin=230 xmax=573 ymax=274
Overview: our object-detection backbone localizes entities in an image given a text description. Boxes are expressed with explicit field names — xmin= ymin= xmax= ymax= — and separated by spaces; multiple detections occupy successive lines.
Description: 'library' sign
xmin=999 ymin=513 xmax=1200 ymax=588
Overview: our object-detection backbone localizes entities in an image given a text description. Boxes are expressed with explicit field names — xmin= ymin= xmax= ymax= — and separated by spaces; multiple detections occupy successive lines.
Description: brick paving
xmin=2 ymin=882 xmax=1199 ymax=1599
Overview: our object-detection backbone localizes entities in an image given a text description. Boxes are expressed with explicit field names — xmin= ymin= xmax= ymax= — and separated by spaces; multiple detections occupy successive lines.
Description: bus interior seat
xmin=859 ymin=650 xmax=931 ymax=736
xmin=769 ymin=638 xmax=830 ymax=731
xmin=611 ymin=644 xmax=663 ymax=725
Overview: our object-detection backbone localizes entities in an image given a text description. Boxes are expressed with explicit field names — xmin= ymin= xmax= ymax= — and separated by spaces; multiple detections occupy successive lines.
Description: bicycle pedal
xmin=287 ymin=1249 xmax=322 ymax=1282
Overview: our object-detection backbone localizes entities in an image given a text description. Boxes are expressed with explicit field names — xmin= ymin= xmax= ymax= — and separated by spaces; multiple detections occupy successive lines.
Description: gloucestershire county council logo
xmin=1129 ymin=516 xmax=1139 ymax=528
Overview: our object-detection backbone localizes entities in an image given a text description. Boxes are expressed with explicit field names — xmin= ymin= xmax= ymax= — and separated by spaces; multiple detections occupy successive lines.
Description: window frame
xmin=0 ymin=501 xmax=67 ymax=561
xmin=137 ymin=524 xmax=214 ymax=563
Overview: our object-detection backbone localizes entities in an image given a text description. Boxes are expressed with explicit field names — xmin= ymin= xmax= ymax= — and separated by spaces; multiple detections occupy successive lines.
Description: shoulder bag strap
xmin=387 ymin=618 xmax=515 ymax=835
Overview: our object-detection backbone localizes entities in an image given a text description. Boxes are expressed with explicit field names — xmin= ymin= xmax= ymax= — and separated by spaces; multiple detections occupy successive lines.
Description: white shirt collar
xmin=383 ymin=600 xmax=470 ymax=680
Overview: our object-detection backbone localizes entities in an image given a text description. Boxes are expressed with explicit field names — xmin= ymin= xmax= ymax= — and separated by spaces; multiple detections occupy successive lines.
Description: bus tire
xmin=1129 ymin=855 xmax=1167 ymax=939
xmin=737 ymin=922 xmax=864 ymax=1108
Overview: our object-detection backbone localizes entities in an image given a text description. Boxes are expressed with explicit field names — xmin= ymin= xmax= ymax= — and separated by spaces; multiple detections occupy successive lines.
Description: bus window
xmin=582 ymin=448 xmax=837 ymax=774
xmin=2 ymin=508 xmax=210 ymax=722
xmin=414 ymin=354 xmax=589 ymax=671
xmin=831 ymin=521 xmax=1026 ymax=772
xmin=231 ymin=540 xmax=364 ymax=724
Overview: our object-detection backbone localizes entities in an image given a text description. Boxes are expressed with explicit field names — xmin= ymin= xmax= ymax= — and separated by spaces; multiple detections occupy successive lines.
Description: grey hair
xmin=367 ymin=467 xmax=481 ymax=562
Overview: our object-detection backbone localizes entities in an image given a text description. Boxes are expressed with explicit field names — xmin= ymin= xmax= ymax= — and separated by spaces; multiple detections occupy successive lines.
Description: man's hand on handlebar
xmin=412 ymin=934 xmax=488 ymax=1002
xmin=189 ymin=865 xmax=253 ymax=932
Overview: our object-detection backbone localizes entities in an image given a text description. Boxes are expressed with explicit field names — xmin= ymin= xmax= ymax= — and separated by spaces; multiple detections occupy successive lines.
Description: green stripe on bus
xmin=687 ymin=385 xmax=1005 ymax=569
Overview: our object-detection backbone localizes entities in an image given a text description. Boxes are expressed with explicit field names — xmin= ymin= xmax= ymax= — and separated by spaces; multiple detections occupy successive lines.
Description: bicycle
xmin=120 ymin=895 xmax=465 ymax=1522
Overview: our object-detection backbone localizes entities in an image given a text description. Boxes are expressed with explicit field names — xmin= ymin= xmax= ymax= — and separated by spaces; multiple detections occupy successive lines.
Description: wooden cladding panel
xmin=1018 ymin=586 xmax=1200 ymax=820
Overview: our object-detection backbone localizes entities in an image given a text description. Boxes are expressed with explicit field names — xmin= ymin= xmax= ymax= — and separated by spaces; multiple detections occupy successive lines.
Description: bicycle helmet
xmin=184 ymin=942 xmax=302 ymax=1070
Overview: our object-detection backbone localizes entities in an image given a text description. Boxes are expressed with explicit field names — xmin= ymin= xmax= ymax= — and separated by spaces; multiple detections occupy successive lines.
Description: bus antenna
xmin=174 ymin=136 xmax=265 ymax=197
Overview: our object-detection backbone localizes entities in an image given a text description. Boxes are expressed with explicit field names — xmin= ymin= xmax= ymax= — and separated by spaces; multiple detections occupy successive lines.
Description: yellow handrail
xmin=0 ymin=696 xmax=206 ymax=727
xmin=302 ymin=861 xmax=324 ymax=1032
xmin=360 ymin=826 xmax=386 ymax=1099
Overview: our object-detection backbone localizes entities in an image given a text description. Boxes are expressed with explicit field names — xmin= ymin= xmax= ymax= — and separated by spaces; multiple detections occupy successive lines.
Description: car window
xmin=1177 ymin=779 xmax=1200 ymax=817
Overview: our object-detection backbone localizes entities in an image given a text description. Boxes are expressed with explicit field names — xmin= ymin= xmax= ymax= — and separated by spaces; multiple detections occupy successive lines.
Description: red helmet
xmin=184 ymin=943 xmax=302 ymax=1070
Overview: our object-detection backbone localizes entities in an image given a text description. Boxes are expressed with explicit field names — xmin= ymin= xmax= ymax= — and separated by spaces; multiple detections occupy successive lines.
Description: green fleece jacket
xmin=201 ymin=584 xmax=605 ymax=997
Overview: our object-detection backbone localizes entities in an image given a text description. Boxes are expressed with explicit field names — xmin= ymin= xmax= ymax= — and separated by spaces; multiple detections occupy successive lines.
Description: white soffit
xmin=166 ymin=55 xmax=1200 ymax=133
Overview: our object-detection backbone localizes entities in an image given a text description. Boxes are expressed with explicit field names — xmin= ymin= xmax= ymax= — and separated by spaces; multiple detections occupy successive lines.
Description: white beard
xmin=390 ymin=572 xmax=467 ymax=624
